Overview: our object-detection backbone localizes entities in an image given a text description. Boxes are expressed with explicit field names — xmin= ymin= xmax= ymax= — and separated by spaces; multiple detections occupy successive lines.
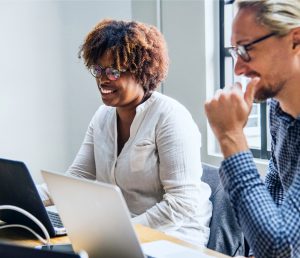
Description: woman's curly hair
xmin=79 ymin=19 xmax=169 ymax=92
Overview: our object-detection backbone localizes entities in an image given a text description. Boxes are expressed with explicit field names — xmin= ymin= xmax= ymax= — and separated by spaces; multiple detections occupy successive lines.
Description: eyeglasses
xmin=228 ymin=32 xmax=276 ymax=62
xmin=89 ymin=65 xmax=126 ymax=81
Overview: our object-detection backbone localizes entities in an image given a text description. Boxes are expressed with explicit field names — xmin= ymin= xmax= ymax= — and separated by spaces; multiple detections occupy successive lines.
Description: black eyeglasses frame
xmin=227 ymin=32 xmax=277 ymax=62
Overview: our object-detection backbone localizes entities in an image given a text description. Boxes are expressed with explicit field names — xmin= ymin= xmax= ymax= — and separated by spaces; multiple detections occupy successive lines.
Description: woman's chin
xmin=102 ymin=99 xmax=115 ymax=107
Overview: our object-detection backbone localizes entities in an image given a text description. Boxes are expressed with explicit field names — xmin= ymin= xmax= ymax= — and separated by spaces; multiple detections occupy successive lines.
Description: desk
xmin=0 ymin=224 xmax=229 ymax=258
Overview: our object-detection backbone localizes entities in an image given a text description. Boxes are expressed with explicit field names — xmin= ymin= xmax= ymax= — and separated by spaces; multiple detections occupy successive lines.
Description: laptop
xmin=0 ymin=158 xmax=66 ymax=237
xmin=42 ymin=170 xmax=147 ymax=258
xmin=41 ymin=170 xmax=213 ymax=258
xmin=0 ymin=242 xmax=87 ymax=258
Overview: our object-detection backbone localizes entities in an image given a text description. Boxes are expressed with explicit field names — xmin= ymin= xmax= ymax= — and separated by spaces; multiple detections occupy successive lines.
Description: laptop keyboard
xmin=47 ymin=210 xmax=64 ymax=228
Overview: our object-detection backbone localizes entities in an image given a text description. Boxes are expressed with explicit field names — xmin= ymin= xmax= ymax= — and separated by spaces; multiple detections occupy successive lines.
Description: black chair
xmin=201 ymin=163 xmax=245 ymax=256
xmin=0 ymin=242 xmax=86 ymax=258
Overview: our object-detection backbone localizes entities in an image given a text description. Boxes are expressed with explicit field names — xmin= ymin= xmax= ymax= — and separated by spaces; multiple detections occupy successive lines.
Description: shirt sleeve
xmin=264 ymin=152 xmax=284 ymax=206
xmin=66 ymin=115 xmax=97 ymax=180
xmin=132 ymin=107 xmax=212 ymax=245
xmin=264 ymin=98 xmax=284 ymax=207
xmin=220 ymin=151 xmax=300 ymax=257
xmin=37 ymin=183 xmax=54 ymax=207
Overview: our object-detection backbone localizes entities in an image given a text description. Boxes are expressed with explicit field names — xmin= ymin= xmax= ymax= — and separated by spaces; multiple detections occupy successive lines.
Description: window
xmin=219 ymin=0 xmax=271 ymax=159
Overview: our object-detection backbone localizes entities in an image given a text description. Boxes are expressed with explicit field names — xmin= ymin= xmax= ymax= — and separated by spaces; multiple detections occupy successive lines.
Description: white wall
xmin=161 ymin=0 xmax=207 ymax=152
xmin=0 ymin=1 xmax=131 ymax=182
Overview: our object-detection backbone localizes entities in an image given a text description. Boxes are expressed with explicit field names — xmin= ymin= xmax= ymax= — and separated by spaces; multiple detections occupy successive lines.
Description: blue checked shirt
xmin=219 ymin=99 xmax=300 ymax=258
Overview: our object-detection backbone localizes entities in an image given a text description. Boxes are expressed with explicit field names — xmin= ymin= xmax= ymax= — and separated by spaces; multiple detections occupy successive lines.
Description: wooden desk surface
xmin=0 ymin=224 xmax=229 ymax=258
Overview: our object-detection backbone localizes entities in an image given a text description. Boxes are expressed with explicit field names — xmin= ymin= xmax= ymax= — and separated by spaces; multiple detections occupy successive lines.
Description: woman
xmin=43 ymin=19 xmax=212 ymax=246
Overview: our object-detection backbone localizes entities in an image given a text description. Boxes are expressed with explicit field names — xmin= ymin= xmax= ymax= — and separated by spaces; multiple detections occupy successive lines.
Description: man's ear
xmin=292 ymin=27 xmax=300 ymax=51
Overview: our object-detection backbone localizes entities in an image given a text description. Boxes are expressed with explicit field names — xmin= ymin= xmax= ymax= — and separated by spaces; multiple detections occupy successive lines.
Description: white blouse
xmin=67 ymin=91 xmax=212 ymax=246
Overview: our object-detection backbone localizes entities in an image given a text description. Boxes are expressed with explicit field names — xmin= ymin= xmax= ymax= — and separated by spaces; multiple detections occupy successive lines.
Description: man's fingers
xmin=214 ymin=89 xmax=223 ymax=99
xmin=232 ymin=82 xmax=242 ymax=90
xmin=223 ymin=82 xmax=242 ymax=92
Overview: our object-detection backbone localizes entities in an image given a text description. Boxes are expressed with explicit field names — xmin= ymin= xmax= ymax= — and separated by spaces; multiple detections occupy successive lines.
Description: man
xmin=205 ymin=1 xmax=300 ymax=257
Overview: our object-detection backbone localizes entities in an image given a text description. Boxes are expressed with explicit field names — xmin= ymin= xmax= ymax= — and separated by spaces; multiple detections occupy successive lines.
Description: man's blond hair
xmin=237 ymin=0 xmax=300 ymax=35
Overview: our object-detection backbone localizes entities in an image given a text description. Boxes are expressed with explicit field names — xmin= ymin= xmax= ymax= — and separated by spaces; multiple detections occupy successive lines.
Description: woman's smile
xmin=99 ymin=86 xmax=117 ymax=95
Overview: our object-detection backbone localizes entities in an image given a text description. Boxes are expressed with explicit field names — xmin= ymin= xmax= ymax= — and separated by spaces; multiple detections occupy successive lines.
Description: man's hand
xmin=204 ymin=77 xmax=260 ymax=158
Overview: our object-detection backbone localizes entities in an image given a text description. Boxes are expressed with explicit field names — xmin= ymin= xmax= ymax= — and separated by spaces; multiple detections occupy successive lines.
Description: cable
xmin=0 ymin=205 xmax=90 ymax=257
xmin=0 ymin=224 xmax=49 ymax=245
xmin=0 ymin=205 xmax=51 ymax=246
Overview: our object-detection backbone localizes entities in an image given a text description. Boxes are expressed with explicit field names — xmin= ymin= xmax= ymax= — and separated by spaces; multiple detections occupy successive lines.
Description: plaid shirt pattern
xmin=219 ymin=99 xmax=300 ymax=258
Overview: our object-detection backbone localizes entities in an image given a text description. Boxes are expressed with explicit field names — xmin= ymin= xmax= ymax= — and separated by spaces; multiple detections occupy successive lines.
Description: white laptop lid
xmin=41 ymin=170 xmax=145 ymax=258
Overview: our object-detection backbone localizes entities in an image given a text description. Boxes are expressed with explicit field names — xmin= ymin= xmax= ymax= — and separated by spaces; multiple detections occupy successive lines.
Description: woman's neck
xmin=116 ymin=90 xmax=151 ymax=123
xmin=117 ymin=108 xmax=136 ymax=126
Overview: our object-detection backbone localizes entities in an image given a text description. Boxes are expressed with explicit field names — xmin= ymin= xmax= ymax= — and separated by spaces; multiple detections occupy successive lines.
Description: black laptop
xmin=0 ymin=242 xmax=85 ymax=258
xmin=0 ymin=158 xmax=66 ymax=237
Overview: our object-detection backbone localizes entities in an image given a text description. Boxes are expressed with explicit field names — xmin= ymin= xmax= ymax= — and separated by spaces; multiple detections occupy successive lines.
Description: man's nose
xmin=234 ymin=56 xmax=248 ymax=76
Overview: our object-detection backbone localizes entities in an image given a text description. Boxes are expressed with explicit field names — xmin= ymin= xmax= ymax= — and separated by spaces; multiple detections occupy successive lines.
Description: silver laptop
xmin=41 ymin=171 xmax=214 ymax=258
xmin=41 ymin=170 xmax=148 ymax=258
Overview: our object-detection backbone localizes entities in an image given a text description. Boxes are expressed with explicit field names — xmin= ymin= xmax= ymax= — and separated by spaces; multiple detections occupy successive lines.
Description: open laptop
xmin=0 ymin=158 xmax=66 ymax=237
xmin=42 ymin=170 xmax=213 ymax=258
xmin=42 ymin=170 xmax=148 ymax=258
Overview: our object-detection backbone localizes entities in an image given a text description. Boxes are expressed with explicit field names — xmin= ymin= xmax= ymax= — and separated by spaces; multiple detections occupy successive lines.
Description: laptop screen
xmin=0 ymin=158 xmax=56 ymax=236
